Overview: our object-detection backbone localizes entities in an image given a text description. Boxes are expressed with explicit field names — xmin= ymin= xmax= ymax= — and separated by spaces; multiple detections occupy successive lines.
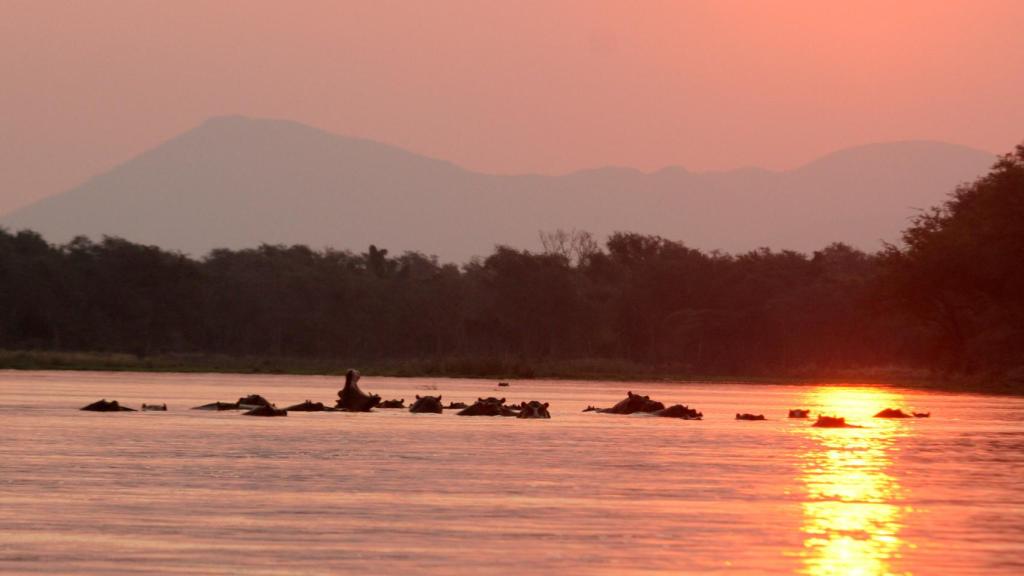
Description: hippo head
xmin=410 ymin=394 xmax=443 ymax=414
xmin=517 ymin=400 xmax=551 ymax=419
xmin=813 ymin=415 xmax=862 ymax=428
xmin=335 ymin=368 xmax=380 ymax=411
xmin=736 ymin=413 xmax=766 ymax=421
xmin=457 ymin=396 xmax=512 ymax=416
xmin=338 ymin=370 xmax=361 ymax=397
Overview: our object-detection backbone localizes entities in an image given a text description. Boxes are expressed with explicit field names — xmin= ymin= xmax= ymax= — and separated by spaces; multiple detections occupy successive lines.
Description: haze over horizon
xmin=0 ymin=115 xmax=996 ymax=262
xmin=2 ymin=1 xmax=1023 ymax=215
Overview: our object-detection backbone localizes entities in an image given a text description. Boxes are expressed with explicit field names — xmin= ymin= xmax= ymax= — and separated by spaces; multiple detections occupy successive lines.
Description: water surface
xmin=1 ymin=371 xmax=1022 ymax=574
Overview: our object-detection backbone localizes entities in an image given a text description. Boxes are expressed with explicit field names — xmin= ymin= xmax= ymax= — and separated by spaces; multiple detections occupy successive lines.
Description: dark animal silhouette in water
xmin=498 ymin=382 xmax=510 ymax=387
xmin=284 ymin=400 xmax=329 ymax=412
xmin=141 ymin=403 xmax=167 ymax=411
xmin=243 ymin=405 xmax=287 ymax=417
xmin=516 ymin=401 xmax=550 ymax=419
xmin=192 ymin=401 xmax=242 ymax=411
xmin=789 ymin=409 xmax=810 ymax=418
xmin=191 ymin=394 xmax=272 ymax=411
xmin=445 ymin=401 xmax=468 ymax=410
xmin=585 ymin=396 xmax=700 ymax=419
xmin=379 ymin=398 xmax=405 ymax=409
xmin=237 ymin=394 xmax=272 ymax=409
xmin=653 ymin=405 xmax=702 ymax=419
xmin=457 ymin=397 xmax=516 ymax=416
xmin=812 ymin=415 xmax=862 ymax=428
xmin=81 ymin=399 xmax=135 ymax=412
xmin=874 ymin=408 xmax=912 ymax=418
xmin=737 ymin=413 xmax=766 ymax=421
xmin=335 ymin=369 xmax=381 ymax=412
xmin=589 ymin=391 xmax=665 ymax=414
xmin=913 ymin=412 xmax=931 ymax=418
xmin=409 ymin=395 xmax=443 ymax=414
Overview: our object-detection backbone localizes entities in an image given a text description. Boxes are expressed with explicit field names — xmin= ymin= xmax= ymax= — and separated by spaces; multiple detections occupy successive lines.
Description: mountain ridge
xmin=0 ymin=115 xmax=997 ymax=261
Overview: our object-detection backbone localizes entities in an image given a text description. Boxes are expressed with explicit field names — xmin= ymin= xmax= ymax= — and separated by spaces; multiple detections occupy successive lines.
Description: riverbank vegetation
xmin=2 ymin=146 xmax=1022 ymax=393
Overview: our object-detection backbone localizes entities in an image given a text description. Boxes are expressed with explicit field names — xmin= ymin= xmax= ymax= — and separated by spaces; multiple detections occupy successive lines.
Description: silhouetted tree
xmin=883 ymin=145 xmax=1024 ymax=375
xmin=1 ymin=146 xmax=1020 ymax=387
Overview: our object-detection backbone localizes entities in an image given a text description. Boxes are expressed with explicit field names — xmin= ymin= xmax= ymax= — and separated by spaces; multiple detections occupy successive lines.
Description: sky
xmin=2 ymin=0 xmax=1023 ymax=213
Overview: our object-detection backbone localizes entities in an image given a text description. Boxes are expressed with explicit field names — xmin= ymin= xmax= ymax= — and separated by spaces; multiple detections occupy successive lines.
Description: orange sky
xmin=2 ymin=0 xmax=1022 ymax=212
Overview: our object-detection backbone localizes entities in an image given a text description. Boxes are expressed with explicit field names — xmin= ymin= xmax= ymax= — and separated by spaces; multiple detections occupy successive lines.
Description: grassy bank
xmin=0 ymin=349 xmax=1019 ymax=396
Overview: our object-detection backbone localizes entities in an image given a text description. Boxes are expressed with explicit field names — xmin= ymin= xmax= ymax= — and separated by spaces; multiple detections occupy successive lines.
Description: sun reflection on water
xmin=799 ymin=387 xmax=912 ymax=576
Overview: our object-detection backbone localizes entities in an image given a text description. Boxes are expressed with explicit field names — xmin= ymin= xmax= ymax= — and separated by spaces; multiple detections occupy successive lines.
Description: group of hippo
xmin=582 ymin=391 xmax=703 ymax=419
xmin=80 ymin=399 xmax=167 ymax=412
xmin=81 ymin=370 xmax=551 ymax=419
xmin=795 ymin=408 xmax=931 ymax=428
xmin=80 ymin=369 xmax=931 ymax=426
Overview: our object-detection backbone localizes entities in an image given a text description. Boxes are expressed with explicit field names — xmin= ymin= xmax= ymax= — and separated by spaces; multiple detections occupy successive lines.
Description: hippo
xmin=379 ymin=398 xmax=406 ymax=409
xmin=409 ymin=395 xmax=444 ymax=414
xmin=446 ymin=401 xmax=469 ymax=410
xmin=788 ymin=409 xmax=810 ymax=419
xmin=516 ymin=401 xmax=551 ymax=419
xmin=654 ymin=404 xmax=703 ymax=420
xmin=913 ymin=412 xmax=931 ymax=418
xmin=812 ymin=415 xmax=862 ymax=428
xmin=335 ymin=369 xmax=381 ymax=412
xmin=590 ymin=391 xmax=666 ymax=414
xmin=81 ymin=399 xmax=135 ymax=412
xmin=237 ymin=394 xmax=272 ymax=409
xmin=243 ymin=405 xmax=287 ymax=417
xmin=141 ymin=403 xmax=167 ymax=411
xmin=191 ymin=394 xmax=272 ymax=411
xmin=284 ymin=400 xmax=329 ymax=412
xmin=737 ymin=413 xmax=766 ymax=421
xmin=192 ymin=401 xmax=242 ymax=411
xmin=457 ymin=397 xmax=516 ymax=416
xmin=498 ymin=382 xmax=510 ymax=387
xmin=874 ymin=408 xmax=912 ymax=418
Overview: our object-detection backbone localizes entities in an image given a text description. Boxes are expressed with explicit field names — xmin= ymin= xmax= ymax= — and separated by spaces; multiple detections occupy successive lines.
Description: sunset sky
xmin=2 ymin=0 xmax=1022 ymax=213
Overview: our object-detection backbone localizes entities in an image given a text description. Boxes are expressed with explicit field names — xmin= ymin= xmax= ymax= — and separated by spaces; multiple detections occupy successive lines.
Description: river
xmin=1 ymin=370 xmax=1022 ymax=574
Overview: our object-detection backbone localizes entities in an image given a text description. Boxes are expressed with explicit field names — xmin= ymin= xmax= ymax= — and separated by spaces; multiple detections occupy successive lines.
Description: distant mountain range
xmin=0 ymin=116 xmax=996 ymax=261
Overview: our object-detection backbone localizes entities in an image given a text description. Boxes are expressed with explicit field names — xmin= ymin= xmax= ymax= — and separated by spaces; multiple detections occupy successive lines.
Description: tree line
xmin=2 ymin=145 xmax=1022 ymax=383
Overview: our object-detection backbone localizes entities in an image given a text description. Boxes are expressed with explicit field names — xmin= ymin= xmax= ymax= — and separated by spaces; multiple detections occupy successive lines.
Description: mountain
xmin=0 ymin=116 xmax=996 ymax=261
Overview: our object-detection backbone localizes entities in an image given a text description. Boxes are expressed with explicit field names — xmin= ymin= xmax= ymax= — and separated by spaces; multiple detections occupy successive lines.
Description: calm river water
xmin=1 ymin=370 xmax=1022 ymax=575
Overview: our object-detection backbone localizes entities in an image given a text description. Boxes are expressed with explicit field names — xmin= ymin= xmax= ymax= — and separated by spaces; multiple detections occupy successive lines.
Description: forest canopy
xmin=1 ymin=146 xmax=1022 ymax=386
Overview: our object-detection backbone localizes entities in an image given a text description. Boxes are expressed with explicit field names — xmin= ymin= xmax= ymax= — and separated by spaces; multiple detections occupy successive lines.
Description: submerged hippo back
xmin=604 ymin=391 xmax=665 ymax=414
xmin=81 ymin=399 xmax=135 ymax=412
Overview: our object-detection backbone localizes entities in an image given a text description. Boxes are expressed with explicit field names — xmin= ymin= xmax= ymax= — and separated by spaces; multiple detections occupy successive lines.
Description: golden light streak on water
xmin=799 ymin=387 xmax=911 ymax=576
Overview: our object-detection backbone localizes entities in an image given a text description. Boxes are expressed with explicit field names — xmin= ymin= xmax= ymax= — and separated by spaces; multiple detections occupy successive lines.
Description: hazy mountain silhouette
xmin=0 ymin=116 xmax=996 ymax=261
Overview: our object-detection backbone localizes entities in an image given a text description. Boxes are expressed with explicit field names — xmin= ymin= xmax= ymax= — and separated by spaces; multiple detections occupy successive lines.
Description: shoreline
xmin=0 ymin=349 xmax=1019 ymax=396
